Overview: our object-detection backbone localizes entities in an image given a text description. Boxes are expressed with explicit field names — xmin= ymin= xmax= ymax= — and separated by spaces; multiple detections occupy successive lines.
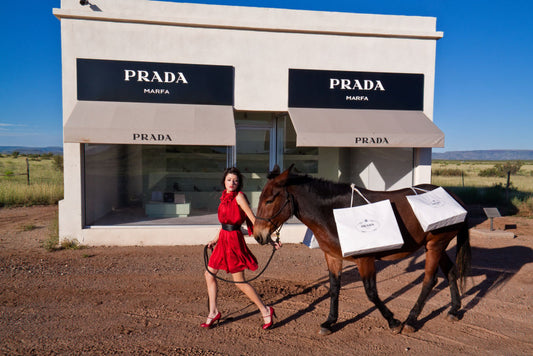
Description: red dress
xmin=208 ymin=191 xmax=258 ymax=274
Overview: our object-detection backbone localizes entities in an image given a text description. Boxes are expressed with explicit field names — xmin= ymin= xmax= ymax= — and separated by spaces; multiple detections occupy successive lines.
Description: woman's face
xmin=224 ymin=173 xmax=239 ymax=192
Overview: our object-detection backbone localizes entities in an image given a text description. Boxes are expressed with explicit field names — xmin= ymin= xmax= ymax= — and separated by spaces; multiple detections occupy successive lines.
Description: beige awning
xmin=64 ymin=101 xmax=236 ymax=145
xmin=288 ymin=108 xmax=444 ymax=147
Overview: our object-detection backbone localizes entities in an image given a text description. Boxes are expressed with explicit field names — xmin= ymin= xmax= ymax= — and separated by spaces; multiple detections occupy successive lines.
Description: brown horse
xmin=254 ymin=165 xmax=471 ymax=335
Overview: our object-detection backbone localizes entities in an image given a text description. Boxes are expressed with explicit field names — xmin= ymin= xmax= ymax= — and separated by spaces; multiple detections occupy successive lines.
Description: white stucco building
xmin=54 ymin=0 xmax=444 ymax=245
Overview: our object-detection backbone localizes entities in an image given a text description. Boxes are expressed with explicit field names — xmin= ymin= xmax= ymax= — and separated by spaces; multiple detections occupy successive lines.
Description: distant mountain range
xmin=432 ymin=150 xmax=533 ymax=160
xmin=0 ymin=146 xmax=63 ymax=155
xmin=1 ymin=147 xmax=532 ymax=161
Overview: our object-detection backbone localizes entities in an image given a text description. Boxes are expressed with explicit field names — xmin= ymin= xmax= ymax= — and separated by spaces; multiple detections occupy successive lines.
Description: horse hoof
xmin=389 ymin=319 xmax=402 ymax=334
xmin=390 ymin=324 xmax=403 ymax=334
xmin=402 ymin=324 xmax=416 ymax=334
xmin=446 ymin=313 xmax=459 ymax=322
xmin=319 ymin=327 xmax=332 ymax=336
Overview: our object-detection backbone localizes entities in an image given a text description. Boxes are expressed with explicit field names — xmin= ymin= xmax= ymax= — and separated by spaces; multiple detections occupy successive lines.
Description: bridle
xmin=255 ymin=187 xmax=295 ymax=238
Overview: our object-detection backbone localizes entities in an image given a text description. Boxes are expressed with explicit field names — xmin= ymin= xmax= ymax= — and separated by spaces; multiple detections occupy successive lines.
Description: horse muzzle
xmin=253 ymin=227 xmax=273 ymax=245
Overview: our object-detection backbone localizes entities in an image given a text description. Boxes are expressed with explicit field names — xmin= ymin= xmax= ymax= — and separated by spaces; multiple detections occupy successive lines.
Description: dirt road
xmin=1 ymin=206 xmax=532 ymax=355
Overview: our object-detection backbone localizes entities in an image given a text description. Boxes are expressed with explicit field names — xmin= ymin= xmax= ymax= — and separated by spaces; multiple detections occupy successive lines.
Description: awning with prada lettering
xmin=287 ymin=108 xmax=444 ymax=148
xmin=64 ymin=101 xmax=236 ymax=146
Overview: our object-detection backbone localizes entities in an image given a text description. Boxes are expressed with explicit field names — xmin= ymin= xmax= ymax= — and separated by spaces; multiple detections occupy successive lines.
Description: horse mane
xmin=285 ymin=172 xmax=350 ymax=200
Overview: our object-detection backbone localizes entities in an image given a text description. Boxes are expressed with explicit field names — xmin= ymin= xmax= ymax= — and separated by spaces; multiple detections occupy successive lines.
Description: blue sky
xmin=1 ymin=0 xmax=531 ymax=152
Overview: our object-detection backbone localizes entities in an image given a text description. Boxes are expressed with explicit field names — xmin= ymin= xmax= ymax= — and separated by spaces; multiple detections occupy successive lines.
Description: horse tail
xmin=455 ymin=218 xmax=472 ymax=293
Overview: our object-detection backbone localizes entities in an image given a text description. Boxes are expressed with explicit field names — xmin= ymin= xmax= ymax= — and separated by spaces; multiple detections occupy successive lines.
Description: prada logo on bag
xmin=355 ymin=219 xmax=380 ymax=233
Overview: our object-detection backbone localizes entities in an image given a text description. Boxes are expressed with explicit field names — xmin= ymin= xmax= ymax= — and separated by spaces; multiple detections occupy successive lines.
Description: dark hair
xmin=221 ymin=167 xmax=244 ymax=192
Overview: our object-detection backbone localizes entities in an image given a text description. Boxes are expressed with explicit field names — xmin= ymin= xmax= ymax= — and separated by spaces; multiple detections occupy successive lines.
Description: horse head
xmin=254 ymin=165 xmax=295 ymax=245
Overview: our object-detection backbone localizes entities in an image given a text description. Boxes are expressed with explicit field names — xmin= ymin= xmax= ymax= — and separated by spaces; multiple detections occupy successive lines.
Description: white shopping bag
xmin=333 ymin=199 xmax=404 ymax=257
xmin=406 ymin=187 xmax=467 ymax=232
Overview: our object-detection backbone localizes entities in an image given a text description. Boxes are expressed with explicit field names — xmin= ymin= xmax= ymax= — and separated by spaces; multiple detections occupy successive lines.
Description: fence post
xmin=506 ymin=170 xmax=511 ymax=201
xmin=26 ymin=158 xmax=30 ymax=185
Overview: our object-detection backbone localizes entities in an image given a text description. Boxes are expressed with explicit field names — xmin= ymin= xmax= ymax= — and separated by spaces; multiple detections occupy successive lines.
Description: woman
xmin=202 ymin=167 xmax=280 ymax=330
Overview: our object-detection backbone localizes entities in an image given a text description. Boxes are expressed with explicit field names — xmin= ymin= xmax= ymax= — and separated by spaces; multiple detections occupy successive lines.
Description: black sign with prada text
xmin=77 ymin=59 xmax=234 ymax=105
xmin=289 ymin=69 xmax=423 ymax=110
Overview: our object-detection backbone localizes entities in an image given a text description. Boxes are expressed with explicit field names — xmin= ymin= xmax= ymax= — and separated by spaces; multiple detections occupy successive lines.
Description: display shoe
xmin=200 ymin=312 xmax=221 ymax=328
xmin=262 ymin=306 xmax=276 ymax=330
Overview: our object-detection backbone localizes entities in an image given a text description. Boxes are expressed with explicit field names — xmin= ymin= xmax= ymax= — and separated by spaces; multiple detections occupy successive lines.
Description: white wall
xmin=55 ymin=0 xmax=441 ymax=245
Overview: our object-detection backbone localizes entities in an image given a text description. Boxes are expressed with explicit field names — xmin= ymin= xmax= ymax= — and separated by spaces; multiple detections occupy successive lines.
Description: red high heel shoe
xmin=262 ymin=306 xmax=276 ymax=330
xmin=200 ymin=312 xmax=221 ymax=328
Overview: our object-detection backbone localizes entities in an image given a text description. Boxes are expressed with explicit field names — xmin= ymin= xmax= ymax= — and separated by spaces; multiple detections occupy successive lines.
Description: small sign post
xmin=483 ymin=207 xmax=501 ymax=231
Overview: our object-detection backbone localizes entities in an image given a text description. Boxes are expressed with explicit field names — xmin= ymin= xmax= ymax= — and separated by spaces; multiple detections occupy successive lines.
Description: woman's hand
xmin=270 ymin=232 xmax=282 ymax=250
xmin=208 ymin=231 xmax=220 ymax=249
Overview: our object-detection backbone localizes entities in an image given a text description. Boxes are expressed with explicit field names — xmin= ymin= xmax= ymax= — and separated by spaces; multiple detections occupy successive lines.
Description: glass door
xmin=233 ymin=112 xmax=275 ymax=208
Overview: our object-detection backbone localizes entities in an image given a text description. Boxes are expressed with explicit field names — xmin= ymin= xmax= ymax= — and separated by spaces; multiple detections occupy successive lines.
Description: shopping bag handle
xmin=410 ymin=187 xmax=430 ymax=195
xmin=350 ymin=184 xmax=371 ymax=206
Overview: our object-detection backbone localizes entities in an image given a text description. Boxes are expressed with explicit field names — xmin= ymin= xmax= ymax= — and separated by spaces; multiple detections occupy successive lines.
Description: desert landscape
xmin=1 ymin=205 xmax=532 ymax=355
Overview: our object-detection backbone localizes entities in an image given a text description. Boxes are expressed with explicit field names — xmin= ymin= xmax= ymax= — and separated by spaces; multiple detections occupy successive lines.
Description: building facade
xmin=54 ymin=0 xmax=444 ymax=245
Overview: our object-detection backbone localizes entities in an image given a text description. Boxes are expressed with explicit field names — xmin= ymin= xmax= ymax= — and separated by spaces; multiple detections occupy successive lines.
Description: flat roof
xmin=54 ymin=0 xmax=443 ymax=39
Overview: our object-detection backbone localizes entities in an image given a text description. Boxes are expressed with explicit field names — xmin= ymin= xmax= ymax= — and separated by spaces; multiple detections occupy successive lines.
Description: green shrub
xmin=479 ymin=161 xmax=523 ymax=177
xmin=446 ymin=183 xmax=533 ymax=216
xmin=433 ymin=168 xmax=465 ymax=177
xmin=44 ymin=215 xmax=85 ymax=251
xmin=511 ymin=195 xmax=533 ymax=217
xmin=23 ymin=224 xmax=37 ymax=231
xmin=52 ymin=155 xmax=64 ymax=172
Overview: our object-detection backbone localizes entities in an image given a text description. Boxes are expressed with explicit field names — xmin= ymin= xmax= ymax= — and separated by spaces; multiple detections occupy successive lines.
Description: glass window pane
xmin=280 ymin=115 xmax=319 ymax=174
xmin=83 ymin=143 xmax=227 ymax=226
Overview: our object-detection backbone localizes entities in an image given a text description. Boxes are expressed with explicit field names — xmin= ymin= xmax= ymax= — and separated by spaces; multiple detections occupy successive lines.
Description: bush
xmin=52 ymin=155 xmax=63 ymax=172
xmin=511 ymin=196 xmax=533 ymax=217
xmin=433 ymin=168 xmax=465 ymax=177
xmin=479 ymin=161 xmax=523 ymax=177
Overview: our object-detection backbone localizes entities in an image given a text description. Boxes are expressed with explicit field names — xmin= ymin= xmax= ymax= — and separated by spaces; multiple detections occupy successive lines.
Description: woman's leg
xmin=204 ymin=267 xmax=220 ymax=319
xmin=232 ymin=271 xmax=271 ymax=322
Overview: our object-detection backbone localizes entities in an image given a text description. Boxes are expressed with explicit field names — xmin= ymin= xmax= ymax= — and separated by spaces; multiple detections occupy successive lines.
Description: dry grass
xmin=432 ymin=160 xmax=533 ymax=217
xmin=0 ymin=155 xmax=63 ymax=207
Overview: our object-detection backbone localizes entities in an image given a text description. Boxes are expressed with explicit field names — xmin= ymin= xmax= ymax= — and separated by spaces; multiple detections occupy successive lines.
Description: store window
xmin=83 ymin=144 xmax=227 ymax=226
xmin=277 ymin=114 xmax=319 ymax=174
xmin=82 ymin=112 xmax=320 ymax=226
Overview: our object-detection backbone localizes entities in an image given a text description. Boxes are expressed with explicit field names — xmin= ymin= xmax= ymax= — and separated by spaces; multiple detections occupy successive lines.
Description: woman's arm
xmin=236 ymin=192 xmax=281 ymax=249
xmin=235 ymin=192 xmax=255 ymax=225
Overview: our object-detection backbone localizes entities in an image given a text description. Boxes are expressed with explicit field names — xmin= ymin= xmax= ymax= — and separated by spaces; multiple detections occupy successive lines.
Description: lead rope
xmin=203 ymin=231 xmax=281 ymax=284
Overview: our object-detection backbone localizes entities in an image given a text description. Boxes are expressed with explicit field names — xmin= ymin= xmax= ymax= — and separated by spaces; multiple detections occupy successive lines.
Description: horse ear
xmin=267 ymin=164 xmax=281 ymax=179
xmin=287 ymin=163 xmax=295 ymax=173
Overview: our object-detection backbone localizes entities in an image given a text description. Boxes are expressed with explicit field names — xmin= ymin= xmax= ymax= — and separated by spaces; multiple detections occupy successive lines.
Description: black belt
xmin=221 ymin=224 xmax=242 ymax=232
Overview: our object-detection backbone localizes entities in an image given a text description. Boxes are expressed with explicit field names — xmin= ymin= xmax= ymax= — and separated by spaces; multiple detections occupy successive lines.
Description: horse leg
xmin=358 ymin=257 xmax=402 ymax=333
xmin=319 ymin=253 xmax=343 ymax=335
xmin=403 ymin=248 xmax=441 ymax=333
xmin=439 ymin=252 xmax=461 ymax=321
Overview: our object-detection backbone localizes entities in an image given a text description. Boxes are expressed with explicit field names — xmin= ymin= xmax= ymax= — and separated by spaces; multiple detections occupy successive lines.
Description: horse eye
xmin=265 ymin=192 xmax=280 ymax=204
